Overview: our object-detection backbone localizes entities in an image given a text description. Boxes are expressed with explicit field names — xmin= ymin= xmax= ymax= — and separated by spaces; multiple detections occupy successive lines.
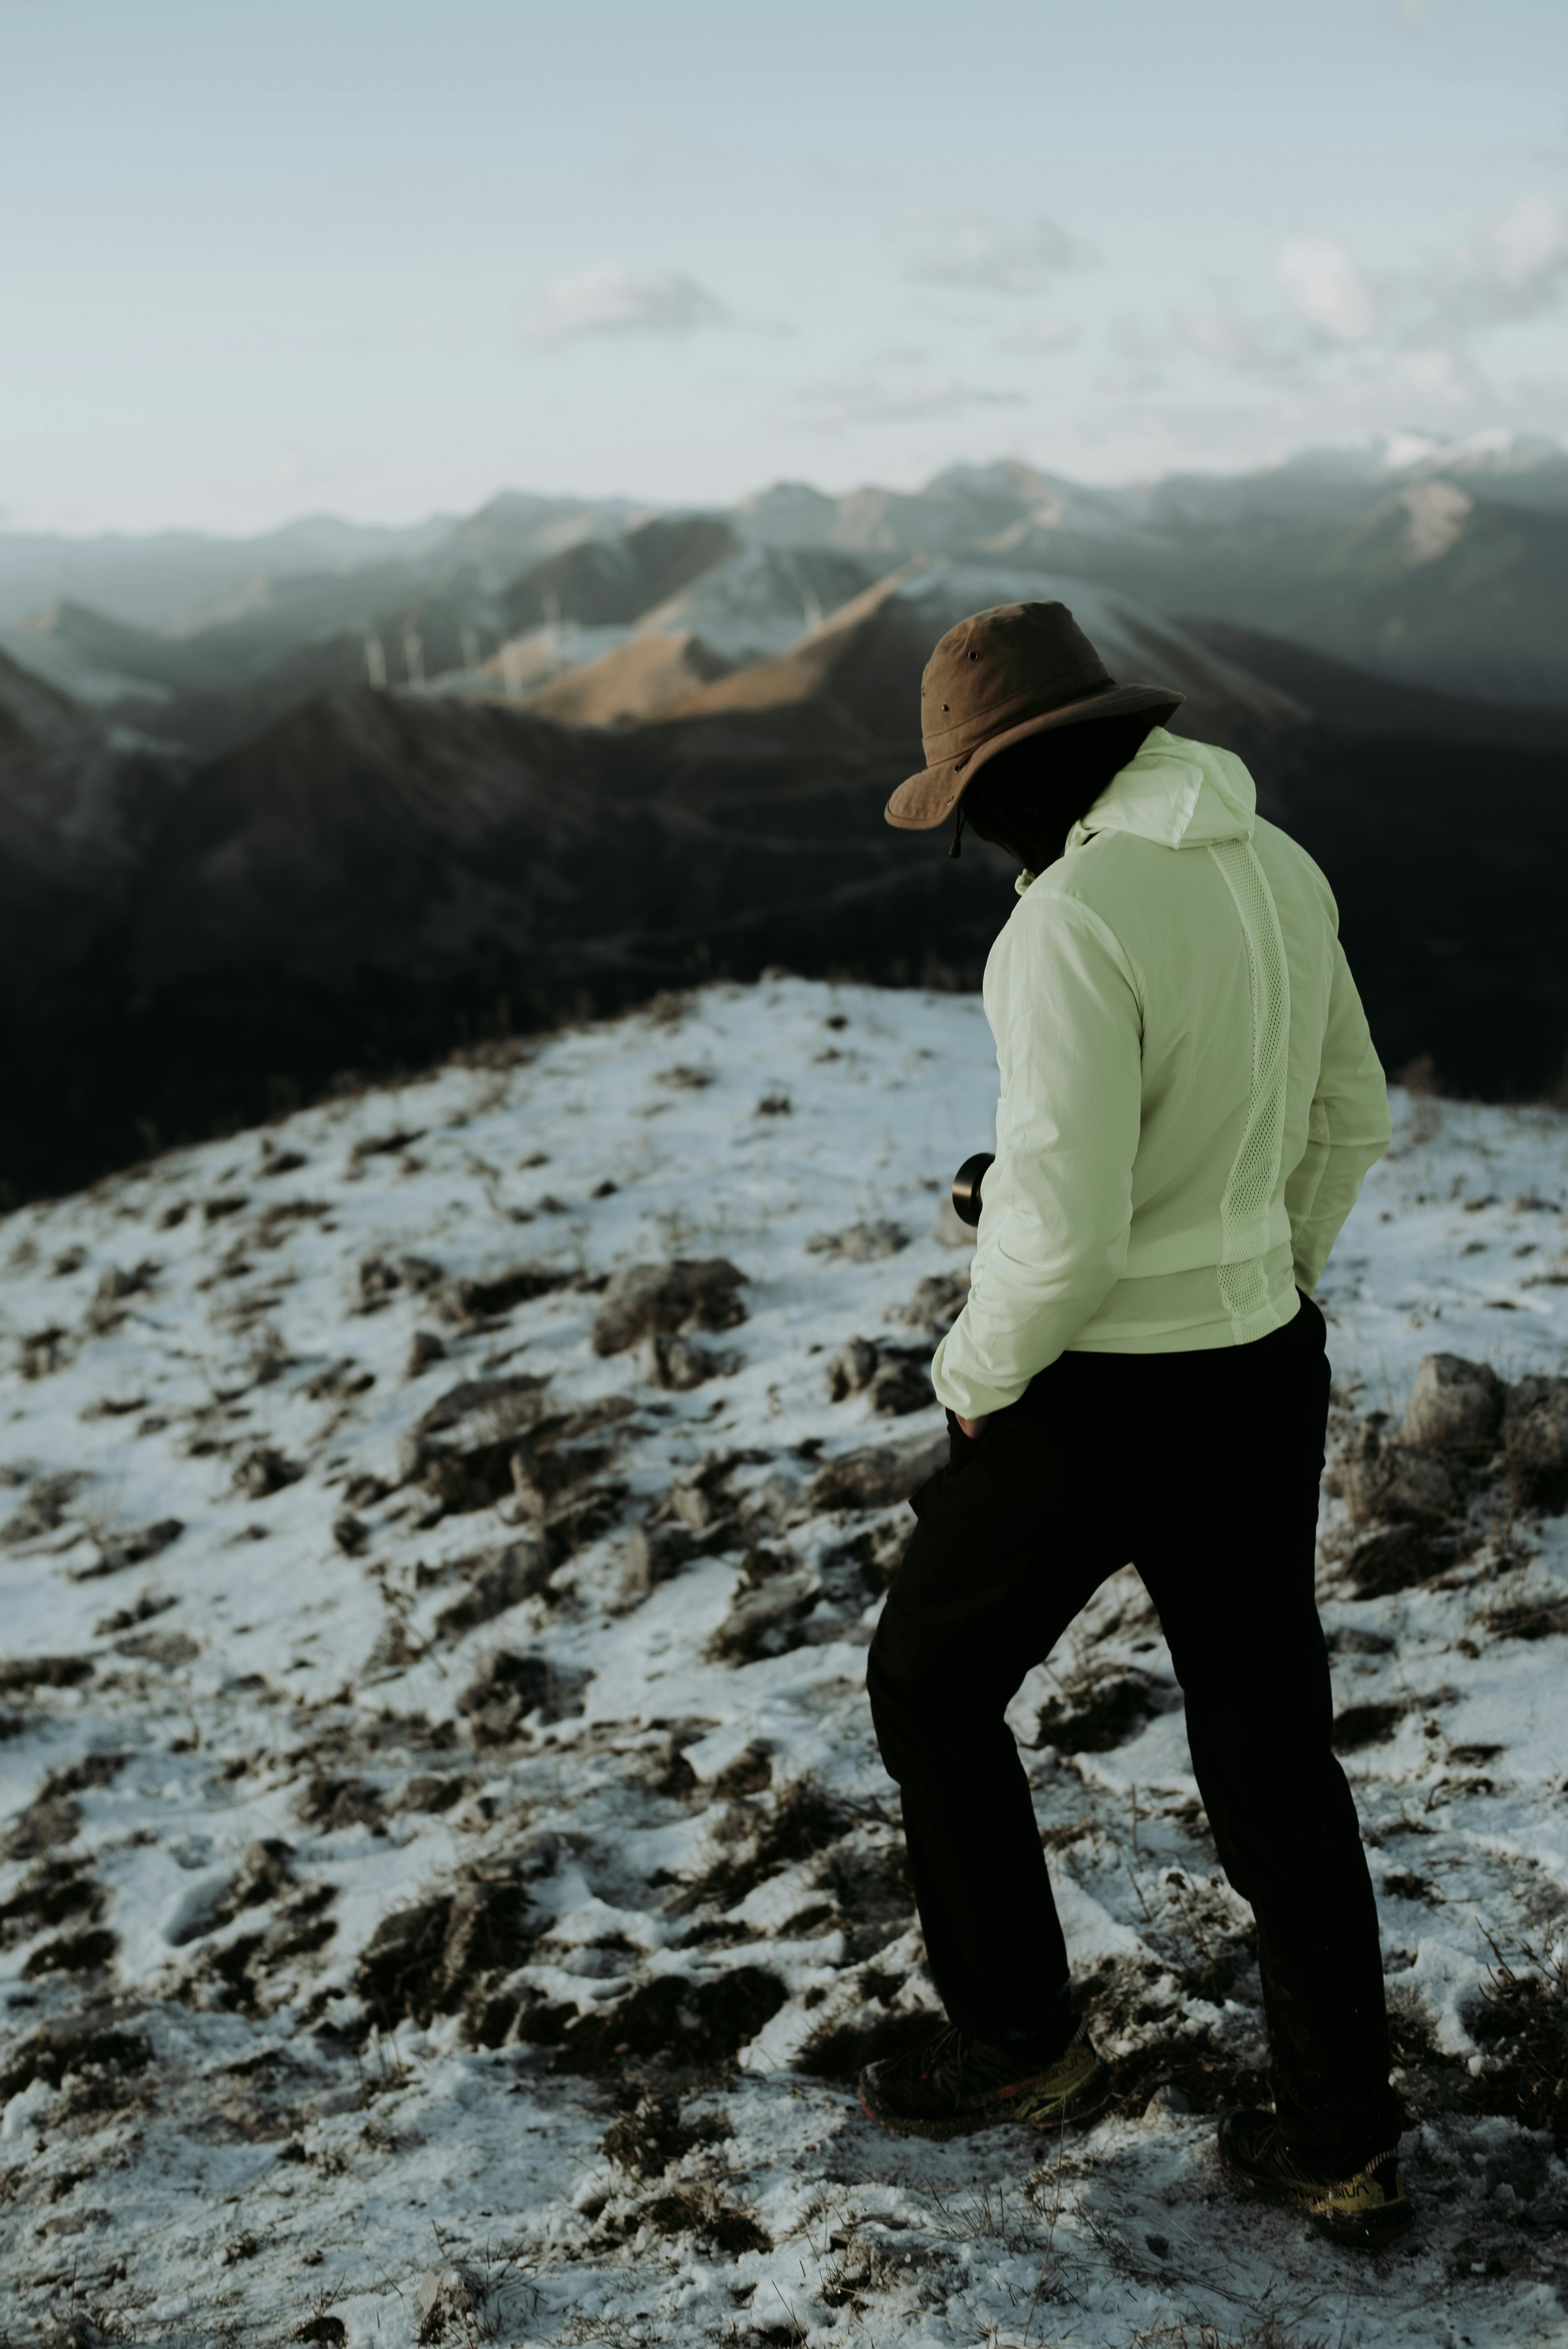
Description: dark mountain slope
xmin=0 ymin=646 xmax=86 ymax=749
xmin=11 ymin=598 xmax=236 ymax=700
xmin=1261 ymin=726 xmax=1568 ymax=1097
xmin=501 ymin=514 xmax=740 ymax=632
xmin=665 ymin=564 xmax=1305 ymax=760
xmin=1 ymin=573 xmax=1564 ymax=1200
xmin=0 ymin=687 xmax=1014 ymax=1196
xmin=1009 ymin=492 xmax=1568 ymax=703
xmin=1185 ymin=623 xmax=1568 ymax=748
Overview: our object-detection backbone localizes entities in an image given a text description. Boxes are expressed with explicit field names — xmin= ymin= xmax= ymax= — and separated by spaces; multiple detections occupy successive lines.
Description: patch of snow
xmin=0 ymin=979 xmax=1563 ymax=2344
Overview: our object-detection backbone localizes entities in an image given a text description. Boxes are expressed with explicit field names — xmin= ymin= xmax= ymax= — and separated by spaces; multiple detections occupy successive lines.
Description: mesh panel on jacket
xmin=1209 ymin=838 xmax=1291 ymax=1338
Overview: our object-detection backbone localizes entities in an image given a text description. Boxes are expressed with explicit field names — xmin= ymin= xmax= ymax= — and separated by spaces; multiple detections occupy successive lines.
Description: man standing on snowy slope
xmin=860 ymin=601 xmax=1409 ymax=2251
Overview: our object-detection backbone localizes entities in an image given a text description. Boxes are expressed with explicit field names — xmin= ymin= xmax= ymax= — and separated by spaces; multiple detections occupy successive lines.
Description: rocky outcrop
xmin=1401 ymin=1354 xmax=1505 ymax=1454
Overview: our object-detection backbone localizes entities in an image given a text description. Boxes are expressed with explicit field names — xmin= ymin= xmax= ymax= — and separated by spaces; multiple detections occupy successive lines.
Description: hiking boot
xmin=859 ymin=2021 xmax=1111 ymax=2141
xmin=1218 ymin=2107 xmax=1413 ymax=2250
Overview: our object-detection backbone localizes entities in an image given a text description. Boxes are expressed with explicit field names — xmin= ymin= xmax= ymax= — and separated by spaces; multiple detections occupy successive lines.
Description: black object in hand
xmin=951 ymin=1152 xmax=995 ymax=1230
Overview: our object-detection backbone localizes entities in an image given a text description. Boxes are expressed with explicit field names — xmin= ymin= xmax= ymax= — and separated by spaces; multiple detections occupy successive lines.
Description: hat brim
xmin=884 ymin=680 xmax=1186 ymax=831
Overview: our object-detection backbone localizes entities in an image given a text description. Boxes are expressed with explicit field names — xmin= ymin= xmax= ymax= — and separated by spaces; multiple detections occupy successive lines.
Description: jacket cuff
xmin=930 ymin=1335 xmax=1028 ymax=1420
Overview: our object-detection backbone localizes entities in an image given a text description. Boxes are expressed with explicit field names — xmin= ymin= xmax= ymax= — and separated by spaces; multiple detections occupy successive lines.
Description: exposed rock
xmin=826 ymin=1338 xmax=879 ymax=1400
xmin=1 ymin=1473 xmax=83 ymax=1546
xmin=713 ymin=1742 xmax=774 ymax=1797
xmin=819 ymin=1516 xmax=908 ymax=1597
xmin=650 ymin=1333 xmax=729 ymax=1389
xmin=1036 ymin=1672 xmax=1160 ymax=1755
xmin=1332 ymin=1700 xmax=1406 ymax=1753
xmin=897 ymin=1269 xmax=970 ymax=1332
xmin=612 ymin=1521 xmax=700 ymax=1612
xmin=591 ymin=1259 xmax=747 ymax=1357
xmin=0 ymin=1857 xmax=107 ymax=1945
xmin=1401 ymin=1354 xmax=1505 ymax=1452
xmin=359 ymin=1251 xmax=443 ymax=1307
xmin=354 ymin=1877 xmax=533 ymax=2033
xmin=534 ymin=1483 xmax=626 ymax=1568
xmin=414 ymin=2266 xmax=483 ymax=2340
xmin=866 ymin=1356 xmax=932 ymax=1417
xmin=406 ymin=1330 xmax=447 ymax=1377
xmin=458 ymin=1649 xmax=589 ymax=1741
xmin=93 ymin=1591 xmax=176 ymax=1636
xmin=668 ymin=1478 xmax=730 ymax=1534
xmin=70 ymin=1516 xmax=184 ymax=1581
xmin=0 ymin=2021 xmax=151 ymax=2105
xmin=827 ymin=1338 xmax=933 ymax=1412
xmin=1503 ymin=1374 xmax=1568 ymax=1512
xmin=431 ymin=1540 xmax=552 ymax=1639
xmin=808 ymin=1428 xmax=949 ymax=1514
xmin=508 ymin=1440 xmax=612 ymax=1521
xmin=393 ymin=1773 xmax=470 ymax=1815
xmin=419 ymin=1445 xmax=523 ymax=1517
xmin=1337 ymin=1425 xmax=1457 ymax=1527
xmin=401 ymin=1372 xmax=620 ymax=1522
xmin=19 ymin=1327 xmax=70 ymax=1380
xmin=92 ymin=1258 xmax=159 ymax=1305
xmin=396 ymin=1372 xmax=551 ymax=1483
xmin=115 ymin=1627 xmax=199 ymax=1667
xmin=351 ymin=1128 xmax=425 ymax=1166
xmin=0 ymin=1655 xmax=94 ymax=1695
xmin=223 ymin=1839 xmax=297 ymax=1917
xmin=705 ymin=1565 xmax=824 ymax=1664
xmin=530 ymin=1964 xmax=786 ymax=2076
xmin=435 ymin=1264 xmax=573 ymax=1323
xmin=1483 ymin=1590 xmax=1568 ymax=1641
xmin=297 ymin=1775 xmax=383 ymax=1833
xmin=1342 ymin=1523 xmax=1461 ymax=1598
xmin=21 ymin=1926 xmax=116 ymax=1979
xmin=601 ymin=2090 xmax=709 ymax=2177
xmin=0 ymin=1755 xmax=122 ymax=1864
xmin=2 ymin=1799 xmax=82 ymax=1864
xmin=805 ymin=1221 xmax=908 ymax=1263
xmin=233 ymin=1447 xmax=303 ymax=1500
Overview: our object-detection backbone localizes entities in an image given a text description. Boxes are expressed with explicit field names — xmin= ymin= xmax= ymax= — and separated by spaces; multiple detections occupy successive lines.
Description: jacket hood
xmin=1069 ymin=726 xmax=1256 ymax=853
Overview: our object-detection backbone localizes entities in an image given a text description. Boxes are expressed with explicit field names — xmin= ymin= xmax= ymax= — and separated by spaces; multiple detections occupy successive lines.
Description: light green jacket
xmin=930 ymin=727 xmax=1390 ymax=1420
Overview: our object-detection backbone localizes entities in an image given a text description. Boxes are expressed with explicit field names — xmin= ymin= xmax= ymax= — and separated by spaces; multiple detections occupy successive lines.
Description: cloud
xmin=1447 ymin=197 xmax=1568 ymax=330
xmin=791 ymin=368 xmax=1026 ymax=432
xmin=896 ymin=209 xmax=1092 ymax=294
xmin=1289 ymin=201 xmax=1568 ymax=351
xmin=1276 ymin=239 xmax=1378 ymax=341
xmin=1182 ymin=197 xmax=1568 ymax=407
xmin=996 ymin=317 xmax=1080 ymax=355
xmin=1179 ymin=302 xmax=1300 ymax=380
xmin=521 ymin=266 xmax=729 ymax=347
xmin=1392 ymin=346 xmax=1478 ymax=405
xmin=1095 ymin=315 xmax=1173 ymax=398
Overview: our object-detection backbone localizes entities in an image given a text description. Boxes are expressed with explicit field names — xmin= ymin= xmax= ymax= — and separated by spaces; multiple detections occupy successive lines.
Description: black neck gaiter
xmin=961 ymin=714 xmax=1160 ymax=872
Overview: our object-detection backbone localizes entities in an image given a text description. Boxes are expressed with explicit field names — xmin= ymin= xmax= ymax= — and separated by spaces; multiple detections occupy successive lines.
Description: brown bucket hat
xmin=884 ymin=600 xmax=1184 ymax=831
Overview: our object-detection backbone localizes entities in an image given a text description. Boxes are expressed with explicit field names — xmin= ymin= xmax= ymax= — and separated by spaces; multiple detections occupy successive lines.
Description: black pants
xmin=866 ymin=1296 xmax=1403 ymax=2170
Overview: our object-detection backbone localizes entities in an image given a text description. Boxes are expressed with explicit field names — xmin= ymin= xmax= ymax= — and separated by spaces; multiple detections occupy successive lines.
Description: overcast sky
xmin=4 ymin=0 xmax=1568 ymax=534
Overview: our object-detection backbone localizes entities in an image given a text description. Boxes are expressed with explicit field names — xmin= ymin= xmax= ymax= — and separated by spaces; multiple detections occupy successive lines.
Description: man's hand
xmin=956 ymin=1414 xmax=990 ymax=1440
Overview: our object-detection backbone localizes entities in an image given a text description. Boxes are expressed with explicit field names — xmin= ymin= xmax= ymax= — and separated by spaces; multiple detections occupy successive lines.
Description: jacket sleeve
xmin=931 ymin=891 xmax=1143 ymax=1419
xmin=1285 ymin=937 xmax=1391 ymax=1294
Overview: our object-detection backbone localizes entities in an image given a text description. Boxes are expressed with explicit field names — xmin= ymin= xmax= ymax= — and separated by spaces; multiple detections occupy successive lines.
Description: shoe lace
xmin=892 ymin=2022 xmax=966 ymax=2088
xmin=1260 ymin=2117 xmax=1400 ymax=2196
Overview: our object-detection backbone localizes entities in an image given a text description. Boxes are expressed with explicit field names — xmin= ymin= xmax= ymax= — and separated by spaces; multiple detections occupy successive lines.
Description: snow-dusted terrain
xmin=0 ymin=979 xmax=1565 ymax=2349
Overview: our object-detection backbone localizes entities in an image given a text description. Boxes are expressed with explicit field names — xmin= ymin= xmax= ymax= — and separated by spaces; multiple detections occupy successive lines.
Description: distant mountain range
xmin=1 ymin=435 xmax=1565 ymax=1201
xmin=5 ymin=433 xmax=1568 ymax=738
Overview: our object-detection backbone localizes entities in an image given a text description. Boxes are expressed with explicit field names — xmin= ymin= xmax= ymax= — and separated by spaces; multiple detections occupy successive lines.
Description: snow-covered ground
xmin=0 ymin=978 xmax=1564 ymax=2349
